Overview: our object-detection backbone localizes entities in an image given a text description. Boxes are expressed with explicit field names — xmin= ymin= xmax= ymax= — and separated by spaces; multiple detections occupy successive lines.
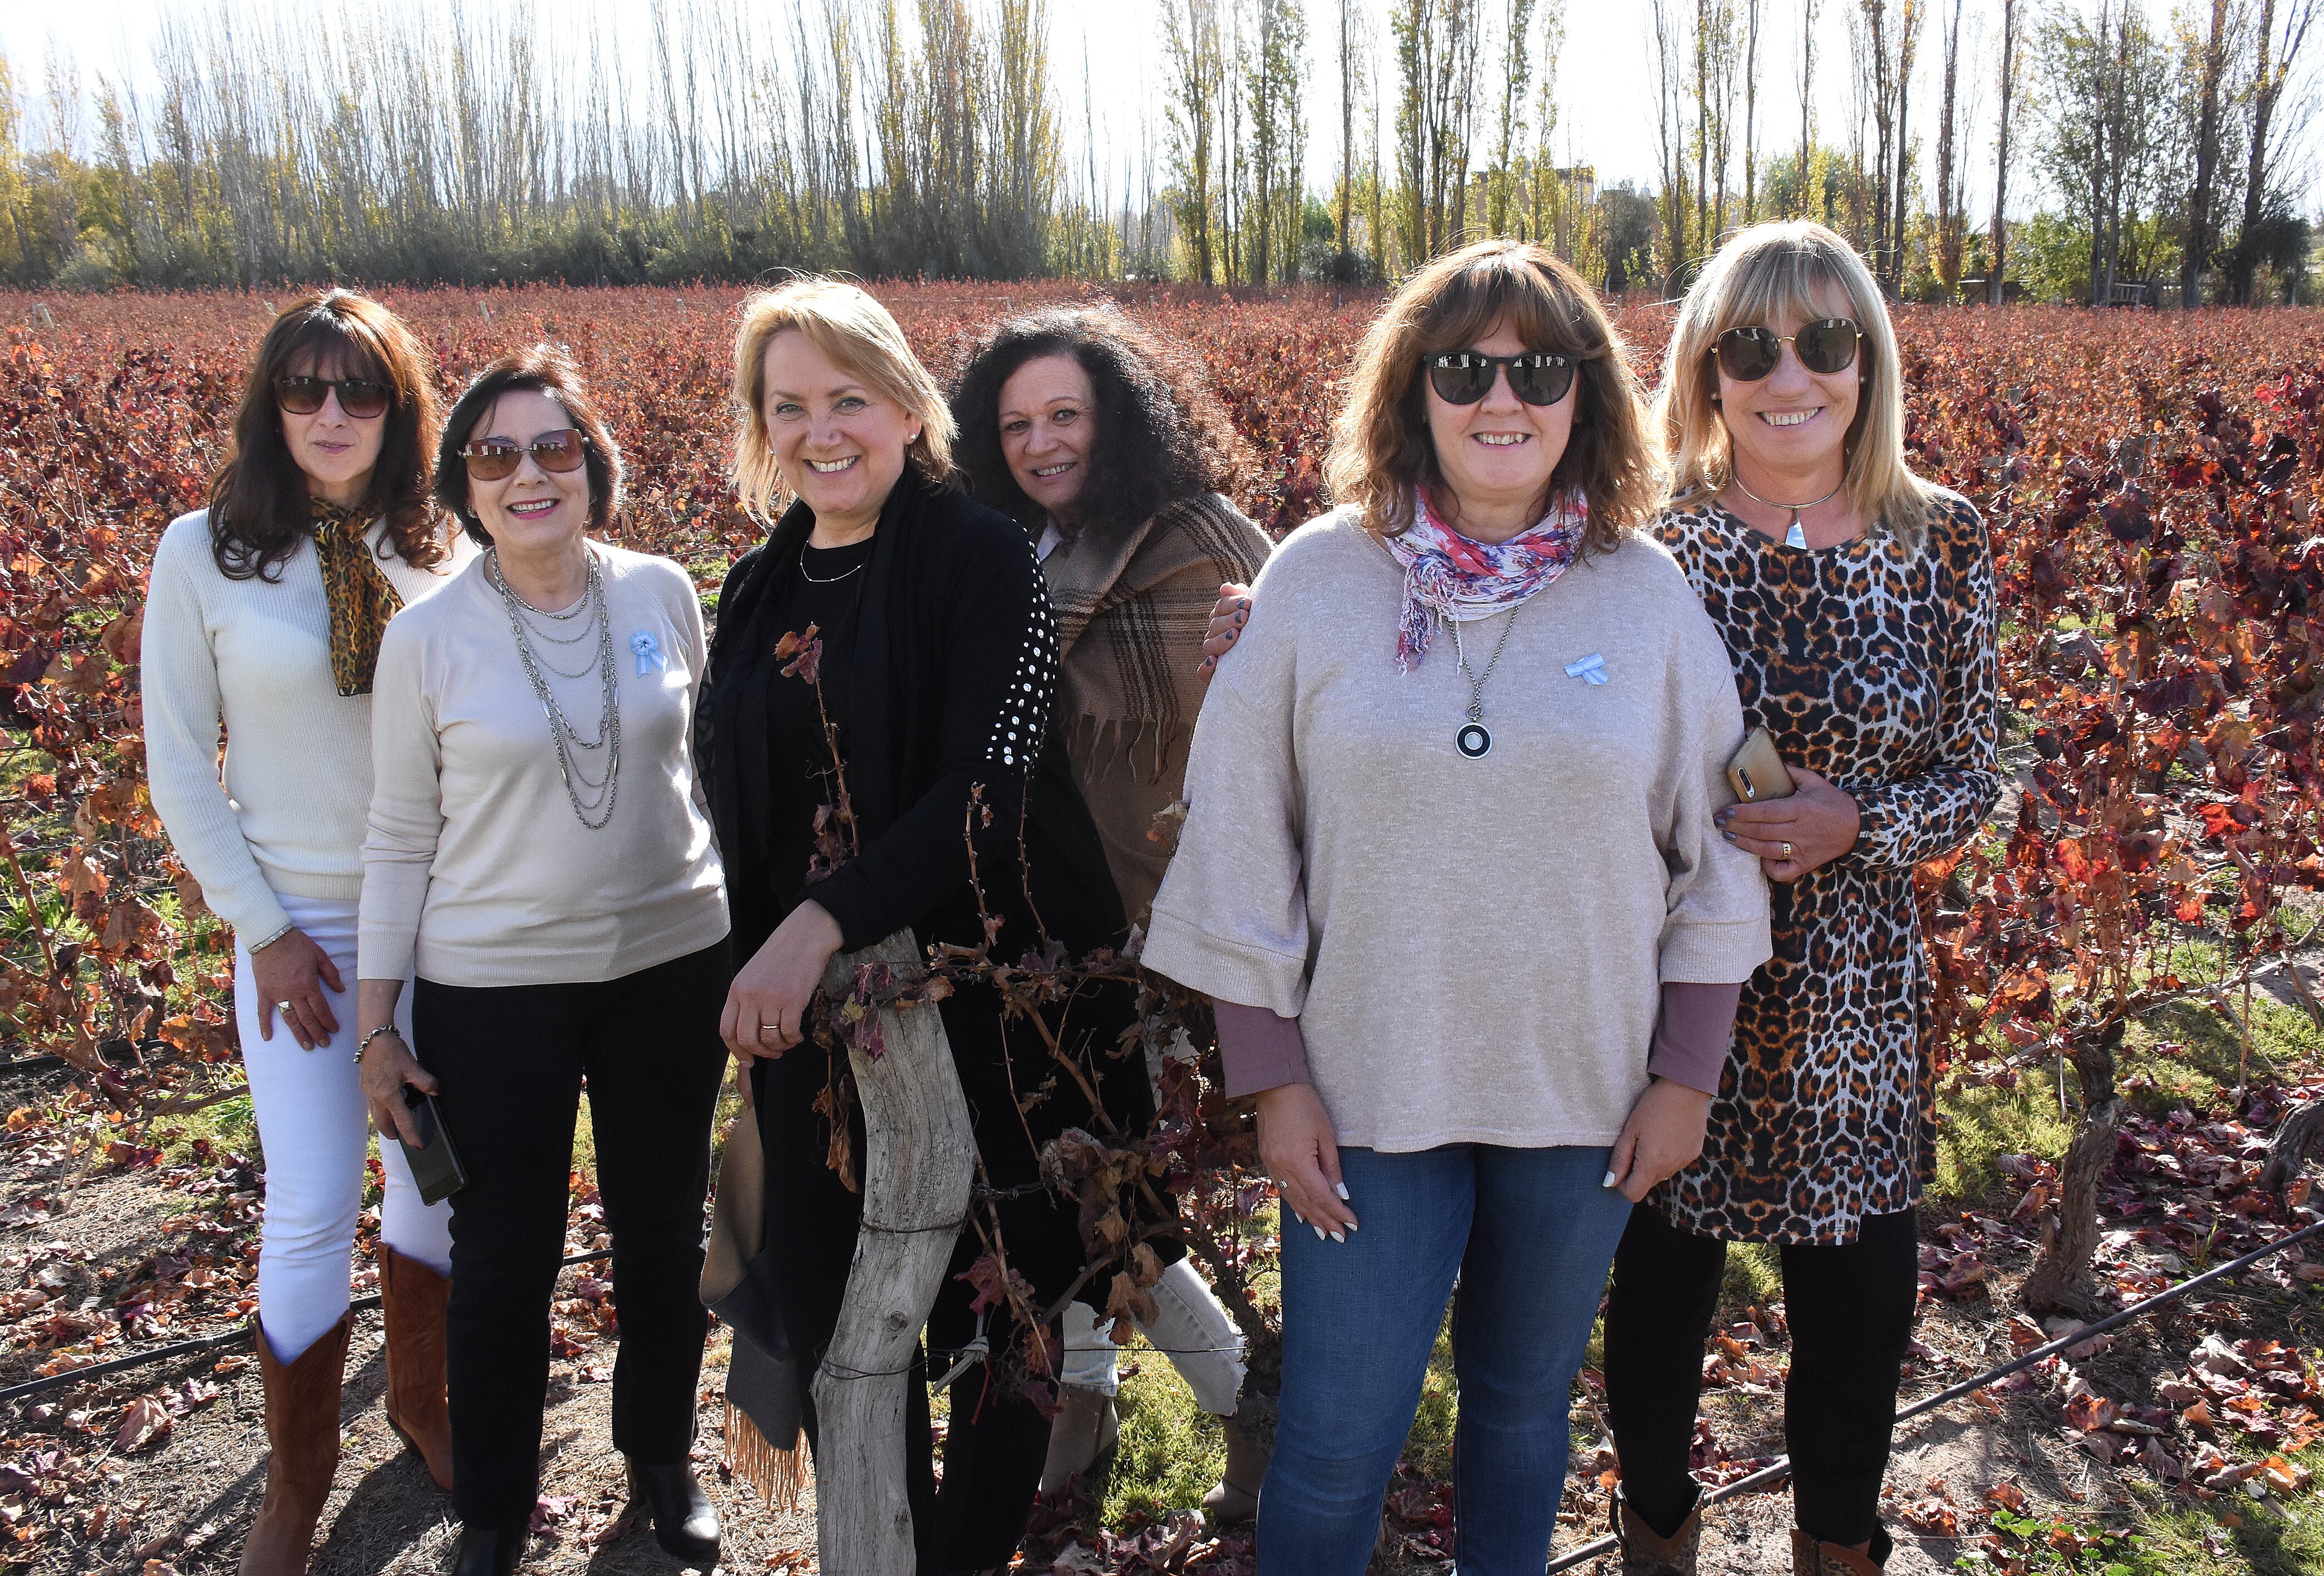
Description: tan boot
xmin=1038 ymin=1386 xmax=1119 ymax=1496
xmin=378 ymin=1250 xmax=454 ymax=1492
xmin=1199 ymin=1410 xmax=1269 ymax=1523
xmin=1611 ymin=1486 xmax=1701 ymax=1576
xmin=1790 ymin=1529 xmax=1883 ymax=1576
xmin=239 ymin=1313 xmax=350 ymax=1576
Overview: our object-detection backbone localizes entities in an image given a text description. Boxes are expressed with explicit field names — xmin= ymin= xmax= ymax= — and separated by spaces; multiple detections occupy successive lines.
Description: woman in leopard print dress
xmin=1600 ymin=224 xmax=2000 ymax=1576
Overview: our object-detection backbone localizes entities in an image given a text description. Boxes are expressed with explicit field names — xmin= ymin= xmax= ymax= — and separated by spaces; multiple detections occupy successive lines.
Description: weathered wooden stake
xmin=812 ymin=930 xmax=973 ymax=1576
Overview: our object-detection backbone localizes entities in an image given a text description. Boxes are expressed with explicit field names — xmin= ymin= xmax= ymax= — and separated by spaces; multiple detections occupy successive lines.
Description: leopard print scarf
xmin=309 ymin=499 xmax=403 ymax=696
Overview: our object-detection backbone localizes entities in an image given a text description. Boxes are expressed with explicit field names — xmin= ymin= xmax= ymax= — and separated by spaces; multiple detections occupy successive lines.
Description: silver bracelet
xmin=355 ymin=1025 xmax=406 ymax=1065
xmin=247 ymin=920 xmax=296 ymax=954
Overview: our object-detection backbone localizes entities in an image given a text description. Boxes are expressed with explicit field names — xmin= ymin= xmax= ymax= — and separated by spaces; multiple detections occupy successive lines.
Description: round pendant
xmin=1456 ymin=722 xmax=1492 ymax=759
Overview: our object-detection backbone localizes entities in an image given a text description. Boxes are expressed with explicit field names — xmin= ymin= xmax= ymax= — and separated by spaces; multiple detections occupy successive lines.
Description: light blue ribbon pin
xmin=632 ymin=631 xmax=668 ymax=676
xmin=1565 ymin=652 xmax=1608 ymax=686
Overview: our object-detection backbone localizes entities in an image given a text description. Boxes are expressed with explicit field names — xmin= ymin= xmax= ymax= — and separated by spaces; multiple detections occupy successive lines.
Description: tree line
xmin=0 ymin=0 xmax=2316 ymax=304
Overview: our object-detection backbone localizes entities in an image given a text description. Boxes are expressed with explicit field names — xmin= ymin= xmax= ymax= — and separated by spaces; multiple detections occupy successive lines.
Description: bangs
xmin=1412 ymin=258 xmax=1606 ymax=358
xmin=270 ymin=312 xmax=391 ymax=387
xmin=1702 ymin=232 xmax=1880 ymax=339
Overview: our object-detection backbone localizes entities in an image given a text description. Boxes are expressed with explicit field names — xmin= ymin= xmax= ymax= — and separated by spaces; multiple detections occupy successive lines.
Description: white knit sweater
xmin=142 ymin=510 xmax=476 ymax=944
xmin=1141 ymin=508 xmax=1772 ymax=1152
xmin=357 ymin=544 xmax=729 ymax=988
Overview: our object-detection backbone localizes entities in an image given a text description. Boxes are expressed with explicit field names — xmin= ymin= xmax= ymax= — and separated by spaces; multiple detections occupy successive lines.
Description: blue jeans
xmin=1260 ymin=1144 xmax=1631 ymax=1575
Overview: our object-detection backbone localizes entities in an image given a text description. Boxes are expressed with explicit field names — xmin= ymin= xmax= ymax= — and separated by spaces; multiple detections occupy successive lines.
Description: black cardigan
xmin=700 ymin=471 xmax=1127 ymax=982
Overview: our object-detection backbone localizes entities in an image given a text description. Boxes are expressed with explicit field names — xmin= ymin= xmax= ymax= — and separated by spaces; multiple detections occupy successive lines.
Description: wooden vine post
xmin=812 ymin=929 xmax=973 ymax=1575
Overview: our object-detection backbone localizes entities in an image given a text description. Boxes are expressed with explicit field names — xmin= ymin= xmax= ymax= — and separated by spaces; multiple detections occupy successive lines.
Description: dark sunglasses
xmin=460 ymin=429 xmax=589 ymax=481
xmin=1424 ymin=350 xmax=1580 ymax=407
xmin=1711 ymin=319 xmax=1863 ymax=381
xmin=274 ymin=373 xmax=391 ymax=418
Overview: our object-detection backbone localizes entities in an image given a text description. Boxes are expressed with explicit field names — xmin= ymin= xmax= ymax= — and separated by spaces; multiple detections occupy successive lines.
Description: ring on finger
xmin=276 ymin=1000 xmax=296 ymax=1016
xmin=1780 ymin=840 xmax=1795 ymax=859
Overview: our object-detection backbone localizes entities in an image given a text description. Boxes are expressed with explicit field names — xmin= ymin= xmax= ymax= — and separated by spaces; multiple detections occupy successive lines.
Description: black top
xmin=701 ymin=472 xmax=1128 ymax=972
xmin=708 ymin=535 xmax=874 ymax=947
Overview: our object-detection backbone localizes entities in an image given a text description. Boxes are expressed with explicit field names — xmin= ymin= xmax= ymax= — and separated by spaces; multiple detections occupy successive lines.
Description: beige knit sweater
xmin=1140 ymin=508 xmax=1772 ymax=1152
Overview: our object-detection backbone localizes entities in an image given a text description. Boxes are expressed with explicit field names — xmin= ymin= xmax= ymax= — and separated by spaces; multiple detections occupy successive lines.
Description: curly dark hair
xmin=948 ymin=306 xmax=1252 ymax=540
xmin=433 ymin=344 xmax=624 ymax=545
xmin=208 ymin=289 xmax=446 ymax=581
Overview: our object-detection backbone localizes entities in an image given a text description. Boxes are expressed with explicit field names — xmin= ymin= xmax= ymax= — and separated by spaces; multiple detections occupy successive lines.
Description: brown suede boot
xmin=239 ymin=1312 xmax=351 ymax=1576
xmin=1199 ymin=1410 xmax=1269 ymax=1524
xmin=1790 ymin=1529 xmax=1883 ymax=1576
xmin=1611 ymin=1486 xmax=1701 ymax=1576
xmin=379 ymin=1250 xmax=454 ymax=1491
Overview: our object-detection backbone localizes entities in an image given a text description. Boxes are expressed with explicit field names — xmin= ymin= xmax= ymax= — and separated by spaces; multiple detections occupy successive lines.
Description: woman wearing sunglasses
xmin=1141 ymin=239 xmax=1770 ymax=1574
xmin=946 ymin=305 xmax=1273 ymax=1512
xmin=144 ymin=290 xmax=471 ymax=1575
xmin=1599 ymin=222 xmax=2000 ymax=1576
xmin=353 ymin=346 xmax=732 ymax=1576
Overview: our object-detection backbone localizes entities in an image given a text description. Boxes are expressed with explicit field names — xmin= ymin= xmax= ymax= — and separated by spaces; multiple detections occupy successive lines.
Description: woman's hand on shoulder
xmin=1715 ymin=765 xmax=1860 ymax=883
xmin=248 ymin=928 xmax=344 ymax=1050
xmin=721 ymin=901 xmax=845 ymax=1063
xmin=1253 ymin=1081 xmax=1358 ymax=1241
xmin=1196 ymin=583 xmax=1253 ymax=679
xmin=1606 ymin=1076 xmax=1715 ymax=1203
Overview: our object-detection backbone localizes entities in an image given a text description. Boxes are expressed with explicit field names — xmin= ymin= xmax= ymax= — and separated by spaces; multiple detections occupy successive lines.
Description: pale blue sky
xmin=0 ymin=0 xmax=2160 ymax=223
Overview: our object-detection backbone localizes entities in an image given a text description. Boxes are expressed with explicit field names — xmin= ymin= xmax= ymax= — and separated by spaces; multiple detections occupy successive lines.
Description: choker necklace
xmin=800 ymin=540 xmax=870 ymax=584
xmin=1728 ymin=474 xmax=1844 ymax=548
xmin=1450 ymin=604 xmax=1523 ymax=760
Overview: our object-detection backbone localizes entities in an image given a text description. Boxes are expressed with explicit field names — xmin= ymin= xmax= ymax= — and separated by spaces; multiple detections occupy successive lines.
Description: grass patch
xmin=1103 ymin=1337 xmax=1225 ymax=1523
xmin=150 ymin=1087 xmax=259 ymax=1168
xmin=2124 ymin=1444 xmax=2324 ymax=1575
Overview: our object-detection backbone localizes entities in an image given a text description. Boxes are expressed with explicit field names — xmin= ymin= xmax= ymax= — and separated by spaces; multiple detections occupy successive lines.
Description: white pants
xmin=1060 ymin=1257 xmax=1247 ymax=1416
xmin=235 ymin=893 xmax=452 ymax=1363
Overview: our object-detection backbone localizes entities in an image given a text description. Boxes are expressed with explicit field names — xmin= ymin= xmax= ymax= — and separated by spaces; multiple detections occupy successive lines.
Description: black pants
xmin=754 ymin=1043 xmax=1091 ymax=1574
xmin=1602 ymin=1204 xmax=1919 ymax=1550
xmin=415 ymin=940 xmax=731 ymax=1526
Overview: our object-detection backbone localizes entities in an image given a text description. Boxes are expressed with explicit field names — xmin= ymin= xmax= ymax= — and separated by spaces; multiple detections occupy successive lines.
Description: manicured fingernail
xmin=1335 ymin=1182 xmax=1350 ymax=1200
xmin=1602 ymin=1170 xmax=1620 ymax=1188
xmin=1291 ymin=1209 xmax=1305 ymax=1225
xmin=1330 ymin=1230 xmax=1346 ymax=1244
xmin=1239 ymin=599 xmax=1250 ymax=610
xmin=1345 ymin=1218 xmax=1358 ymax=1232
xmin=1313 ymin=1224 xmax=1328 ymax=1241
xmin=1721 ymin=830 xmax=1738 ymax=843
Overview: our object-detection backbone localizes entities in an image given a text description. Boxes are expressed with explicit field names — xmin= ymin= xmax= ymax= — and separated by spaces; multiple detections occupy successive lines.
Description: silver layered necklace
xmin=486 ymin=546 xmax=621 ymax=830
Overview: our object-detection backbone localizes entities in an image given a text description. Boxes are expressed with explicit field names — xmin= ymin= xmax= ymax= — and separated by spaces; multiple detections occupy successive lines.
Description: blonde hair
xmin=1323 ymin=239 xmax=1663 ymax=553
xmin=1658 ymin=221 xmax=1940 ymax=553
xmin=731 ymin=278 xmax=956 ymax=517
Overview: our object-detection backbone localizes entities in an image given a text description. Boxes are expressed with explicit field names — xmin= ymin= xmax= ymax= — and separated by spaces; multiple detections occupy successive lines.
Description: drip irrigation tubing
xmin=0 ymin=1248 xmax=612 ymax=1408
xmin=1544 ymin=1214 xmax=2324 ymax=1572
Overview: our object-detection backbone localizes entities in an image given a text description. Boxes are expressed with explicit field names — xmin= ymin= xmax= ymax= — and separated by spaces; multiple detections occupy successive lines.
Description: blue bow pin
xmin=632 ymin=631 xmax=668 ymax=676
xmin=1565 ymin=652 xmax=1608 ymax=686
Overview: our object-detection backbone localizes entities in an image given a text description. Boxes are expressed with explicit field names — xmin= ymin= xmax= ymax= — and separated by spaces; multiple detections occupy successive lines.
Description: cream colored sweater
xmin=143 ymin=510 xmax=476 ymax=944
xmin=1141 ymin=508 xmax=1772 ymax=1152
xmin=358 ymin=543 xmax=729 ymax=988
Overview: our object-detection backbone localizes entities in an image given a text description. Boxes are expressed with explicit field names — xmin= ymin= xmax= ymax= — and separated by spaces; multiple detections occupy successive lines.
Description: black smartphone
xmin=398 ymin=1085 xmax=467 ymax=1205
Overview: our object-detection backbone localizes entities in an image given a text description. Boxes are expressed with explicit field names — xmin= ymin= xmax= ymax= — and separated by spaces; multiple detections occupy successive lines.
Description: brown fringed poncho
xmin=1040 ymin=491 xmax=1271 ymax=920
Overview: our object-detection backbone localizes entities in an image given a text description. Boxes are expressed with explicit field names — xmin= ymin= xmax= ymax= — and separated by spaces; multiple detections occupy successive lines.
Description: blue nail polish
xmin=1722 ymin=830 xmax=1738 ymax=843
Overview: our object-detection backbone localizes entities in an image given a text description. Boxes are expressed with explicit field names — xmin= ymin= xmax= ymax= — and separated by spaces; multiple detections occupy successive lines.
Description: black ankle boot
xmin=627 ymin=1460 xmax=721 ymax=1564
xmin=450 ymin=1521 xmax=526 ymax=1576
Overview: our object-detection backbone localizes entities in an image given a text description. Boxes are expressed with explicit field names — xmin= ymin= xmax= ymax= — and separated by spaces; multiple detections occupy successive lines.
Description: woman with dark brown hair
xmin=1142 ymin=240 xmax=1770 ymax=1573
xmin=352 ymin=346 xmax=732 ymax=1576
xmin=949 ymin=306 xmax=1273 ymax=1511
xmin=143 ymin=290 xmax=471 ymax=1576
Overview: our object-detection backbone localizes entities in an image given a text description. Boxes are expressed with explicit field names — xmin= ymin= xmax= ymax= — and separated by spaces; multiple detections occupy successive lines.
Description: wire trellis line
xmin=0 ymin=1248 xmax=613 ymax=1408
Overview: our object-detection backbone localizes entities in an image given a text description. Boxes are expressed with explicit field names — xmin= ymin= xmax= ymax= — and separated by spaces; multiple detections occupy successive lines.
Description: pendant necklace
xmin=1450 ymin=604 xmax=1523 ymax=760
xmin=1729 ymin=473 xmax=1843 ymax=549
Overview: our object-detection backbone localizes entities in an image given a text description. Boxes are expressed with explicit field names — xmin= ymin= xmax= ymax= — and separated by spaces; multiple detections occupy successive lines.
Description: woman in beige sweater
xmin=353 ymin=346 xmax=731 ymax=1576
xmin=1141 ymin=240 xmax=1769 ymax=1574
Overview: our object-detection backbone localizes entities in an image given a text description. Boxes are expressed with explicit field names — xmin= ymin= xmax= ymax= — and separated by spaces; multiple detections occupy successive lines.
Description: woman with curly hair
xmin=1144 ymin=239 xmax=1769 ymax=1573
xmin=949 ymin=307 xmax=1273 ymax=1513
xmin=144 ymin=290 xmax=472 ymax=1575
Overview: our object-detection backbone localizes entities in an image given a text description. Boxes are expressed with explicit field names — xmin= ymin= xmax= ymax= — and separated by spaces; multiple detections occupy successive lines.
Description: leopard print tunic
xmin=1654 ymin=493 xmax=2001 ymax=1245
